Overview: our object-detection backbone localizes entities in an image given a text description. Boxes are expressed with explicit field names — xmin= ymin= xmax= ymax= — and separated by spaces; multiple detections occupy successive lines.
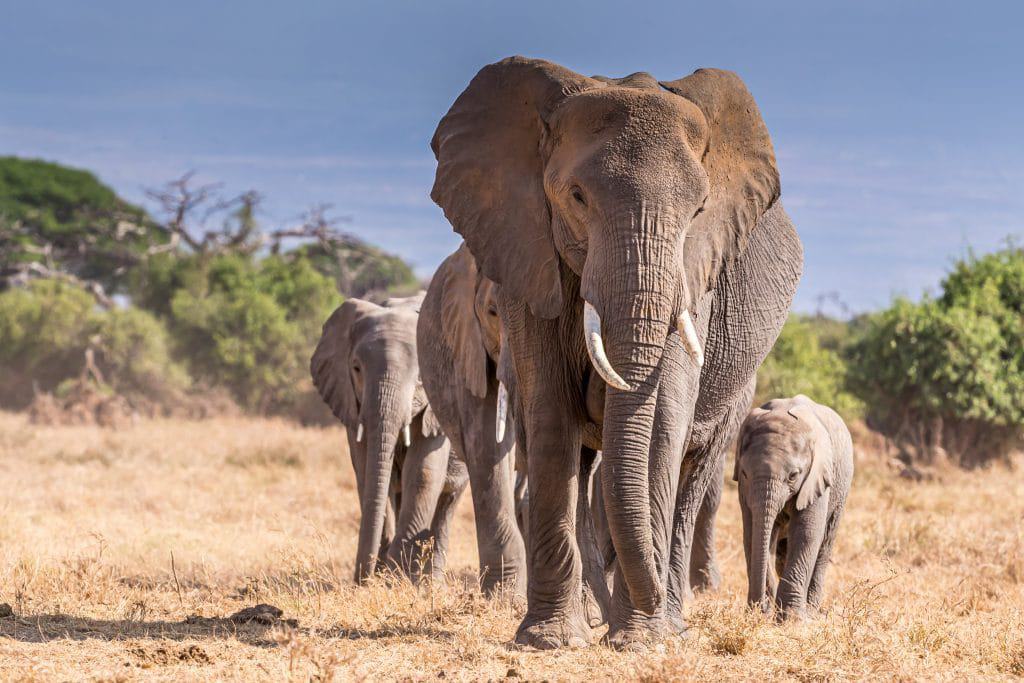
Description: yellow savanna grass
xmin=0 ymin=412 xmax=1020 ymax=681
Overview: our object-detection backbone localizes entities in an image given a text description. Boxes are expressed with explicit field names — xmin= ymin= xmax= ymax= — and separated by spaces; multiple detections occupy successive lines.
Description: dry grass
xmin=0 ymin=412 xmax=1021 ymax=681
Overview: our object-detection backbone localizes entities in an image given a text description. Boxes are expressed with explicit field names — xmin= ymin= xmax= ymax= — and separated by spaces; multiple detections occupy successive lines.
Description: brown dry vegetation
xmin=0 ymin=413 xmax=1021 ymax=681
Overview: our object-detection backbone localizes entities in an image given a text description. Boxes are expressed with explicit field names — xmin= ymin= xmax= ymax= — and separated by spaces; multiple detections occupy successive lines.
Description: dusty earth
xmin=0 ymin=413 xmax=1021 ymax=681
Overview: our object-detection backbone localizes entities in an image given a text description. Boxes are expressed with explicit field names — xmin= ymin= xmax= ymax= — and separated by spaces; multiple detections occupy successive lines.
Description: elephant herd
xmin=310 ymin=56 xmax=854 ymax=650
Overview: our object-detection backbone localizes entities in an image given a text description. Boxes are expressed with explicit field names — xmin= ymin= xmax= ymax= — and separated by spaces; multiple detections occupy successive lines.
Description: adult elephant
xmin=311 ymin=295 xmax=468 ymax=584
xmin=430 ymin=57 xmax=802 ymax=648
xmin=417 ymin=244 xmax=527 ymax=596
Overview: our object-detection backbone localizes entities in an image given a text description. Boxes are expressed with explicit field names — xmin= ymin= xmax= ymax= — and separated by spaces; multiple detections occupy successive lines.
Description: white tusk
xmin=355 ymin=423 xmax=364 ymax=443
xmin=402 ymin=423 xmax=412 ymax=447
xmin=583 ymin=301 xmax=631 ymax=391
xmin=677 ymin=310 xmax=705 ymax=368
xmin=496 ymin=382 xmax=508 ymax=444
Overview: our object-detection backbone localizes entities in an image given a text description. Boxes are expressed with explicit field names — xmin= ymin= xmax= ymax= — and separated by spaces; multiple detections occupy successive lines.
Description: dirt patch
xmin=229 ymin=603 xmax=298 ymax=627
xmin=181 ymin=603 xmax=299 ymax=630
xmin=127 ymin=644 xmax=212 ymax=667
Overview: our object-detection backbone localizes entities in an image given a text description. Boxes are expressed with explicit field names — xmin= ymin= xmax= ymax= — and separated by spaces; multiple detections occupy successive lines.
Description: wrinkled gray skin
xmin=593 ymin=446 xmax=728 ymax=601
xmin=736 ymin=395 xmax=853 ymax=619
xmin=430 ymin=56 xmax=802 ymax=649
xmin=311 ymin=295 xmax=468 ymax=584
xmin=417 ymin=244 xmax=528 ymax=596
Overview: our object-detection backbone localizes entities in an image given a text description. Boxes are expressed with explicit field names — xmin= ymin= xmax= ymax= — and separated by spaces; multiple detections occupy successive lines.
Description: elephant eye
xmin=570 ymin=186 xmax=587 ymax=206
xmin=788 ymin=470 xmax=799 ymax=481
xmin=693 ymin=195 xmax=709 ymax=218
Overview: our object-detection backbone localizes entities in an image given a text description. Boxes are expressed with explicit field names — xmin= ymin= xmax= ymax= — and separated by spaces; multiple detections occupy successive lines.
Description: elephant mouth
xmin=582 ymin=300 xmax=704 ymax=392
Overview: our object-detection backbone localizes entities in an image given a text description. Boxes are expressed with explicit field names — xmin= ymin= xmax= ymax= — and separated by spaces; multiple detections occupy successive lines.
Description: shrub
xmin=848 ymin=245 xmax=1024 ymax=466
xmin=94 ymin=307 xmax=191 ymax=410
xmin=757 ymin=315 xmax=862 ymax=419
xmin=0 ymin=279 xmax=189 ymax=411
xmin=0 ymin=279 xmax=96 ymax=407
xmin=153 ymin=253 xmax=341 ymax=413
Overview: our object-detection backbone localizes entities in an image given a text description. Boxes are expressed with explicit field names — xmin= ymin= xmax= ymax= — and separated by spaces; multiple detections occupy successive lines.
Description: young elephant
xmin=735 ymin=394 xmax=853 ymax=619
xmin=417 ymin=244 xmax=527 ymax=596
xmin=311 ymin=295 xmax=468 ymax=584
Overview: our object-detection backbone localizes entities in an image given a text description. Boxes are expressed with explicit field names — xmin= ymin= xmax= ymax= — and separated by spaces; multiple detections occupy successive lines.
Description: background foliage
xmin=1 ymin=156 xmax=1021 ymax=464
xmin=0 ymin=157 xmax=415 ymax=422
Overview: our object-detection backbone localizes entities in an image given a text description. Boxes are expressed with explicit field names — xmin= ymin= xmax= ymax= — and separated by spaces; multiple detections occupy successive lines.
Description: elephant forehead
xmin=352 ymin=319 xmax=417 ymax=357
xmin=745 ymin=414 xmax=812 ymax=452
xmin=551 ymin=87 xmax=707 ymax=150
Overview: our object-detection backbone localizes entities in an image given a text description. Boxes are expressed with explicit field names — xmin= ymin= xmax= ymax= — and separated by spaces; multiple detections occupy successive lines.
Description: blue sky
xmin=2 ymin=1 xmax=1022 ymax=314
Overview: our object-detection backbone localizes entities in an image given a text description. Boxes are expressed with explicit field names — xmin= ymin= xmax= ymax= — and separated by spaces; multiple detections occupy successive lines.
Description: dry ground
xmin=0 ymin=413 xmax=1021 ymax=681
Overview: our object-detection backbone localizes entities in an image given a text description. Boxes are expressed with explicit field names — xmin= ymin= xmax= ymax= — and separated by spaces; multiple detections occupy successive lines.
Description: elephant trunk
xmin=593 ymin=245 xmax=676 ymax=614
xmin=353 ymin=377 xmax=409 ymax=583
xmin=747 ymin=478 xmax=787 ymax=610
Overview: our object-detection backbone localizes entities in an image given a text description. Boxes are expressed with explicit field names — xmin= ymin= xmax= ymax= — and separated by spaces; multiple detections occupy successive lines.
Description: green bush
xmin=94 ymin=307 xmax=192 ymax=409
xmin=848 ymin=245 xmax=1024 ymax=466
xmin=757 ymin=315 xmax=862 ymax=419
xmin=147 ymin=253 xmax=341 ymax=413
xmin=0 ymin=279 xmax=188 ymax=410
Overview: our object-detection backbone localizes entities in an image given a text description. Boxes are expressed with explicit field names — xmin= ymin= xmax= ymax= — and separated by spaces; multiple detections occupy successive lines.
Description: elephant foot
xmin=690 ymin=563 xmax=721 ymax=594
xmin=514 ymin=611 xmax=592 ymax=650
xmin=583 ymin=588 xmax=605 ymax=628
xmin=605 ymin=615 xmax=683 ymax=651
xmin=480 ymin=570 xmax=527 ymax=601
xmin=777 ymin=605 xmax=816 ymax=623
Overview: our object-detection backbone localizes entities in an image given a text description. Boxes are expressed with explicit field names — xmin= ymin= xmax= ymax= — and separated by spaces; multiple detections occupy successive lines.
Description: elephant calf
xmin=311 ymin=294 xmax=468 ymax=585
xmin=735 ymin=394 xmax=853 ymax=620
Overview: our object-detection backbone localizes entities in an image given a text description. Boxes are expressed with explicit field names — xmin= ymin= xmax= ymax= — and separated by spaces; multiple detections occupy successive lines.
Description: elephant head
xmin=735 ymin=395 xmax=834 ymax=609
xmin=434 ymin=243 xmax=509 ymax=442
xmin=431 ymin=57 xmax=778 ymax=611
xmin=310 ymin=296 xmax=433 ymax=582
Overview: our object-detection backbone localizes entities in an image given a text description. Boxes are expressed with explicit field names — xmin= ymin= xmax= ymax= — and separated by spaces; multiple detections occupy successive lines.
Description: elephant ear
xmin=421 ymin=404 xmax=443 ymax=438
xmin=437 ymin=244 xmax=489 ymax=399
xmin=431 ymin=56 xmax=601 ymax=319
xmin=310 ymin=298 xmax=376 ymax=427
xmin=788 ymin=402 xmax=834 ymax=511
xmin=734 ymin=405 xmax=770 ymax=482
xmin=660 ymin=69 xmax=780 ymax=296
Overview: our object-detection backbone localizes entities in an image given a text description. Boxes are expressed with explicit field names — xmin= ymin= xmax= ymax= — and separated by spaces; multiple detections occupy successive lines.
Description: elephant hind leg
xmin=689 ymin=452 xmax=725 ymax=594
xmin=425 ymin=463 xmax=469 ymax=582
xmin=577 ymin=448 xmax=611 ymax=627
xmin=806 ymin=506 xmax=843 ymax=611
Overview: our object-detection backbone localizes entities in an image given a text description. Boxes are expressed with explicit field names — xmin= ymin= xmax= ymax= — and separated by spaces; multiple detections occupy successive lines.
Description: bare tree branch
xmin=3 ymin=261 xmax=114 ymax=308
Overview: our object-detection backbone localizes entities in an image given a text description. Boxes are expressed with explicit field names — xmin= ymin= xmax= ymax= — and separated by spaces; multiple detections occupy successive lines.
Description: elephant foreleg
xmin=515 ymin=402 xmax=590 ymax=650
xmin=462 ymin=385 xmax=527 ymax=597
xmin=387 ymin=431 xmax=451 ymax=580
xmin=777 ymin=496 xmax=828 ymax=620
xmin=427 ymin=459 xmax=469 ymax=581
xmin=806 ymin=504 xmax=843 ymax=611
xmin=667 ymin=376 xmax=756 ymax=625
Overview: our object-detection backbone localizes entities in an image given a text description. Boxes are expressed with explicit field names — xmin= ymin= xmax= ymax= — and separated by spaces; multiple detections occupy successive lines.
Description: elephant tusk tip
xmin=677 ymin=310 xmax=705 ymax=369
xmin=495 ymin=382 xmax=509 ymax=443
xmin=583 ymin=301 xmax=633 ymax=392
